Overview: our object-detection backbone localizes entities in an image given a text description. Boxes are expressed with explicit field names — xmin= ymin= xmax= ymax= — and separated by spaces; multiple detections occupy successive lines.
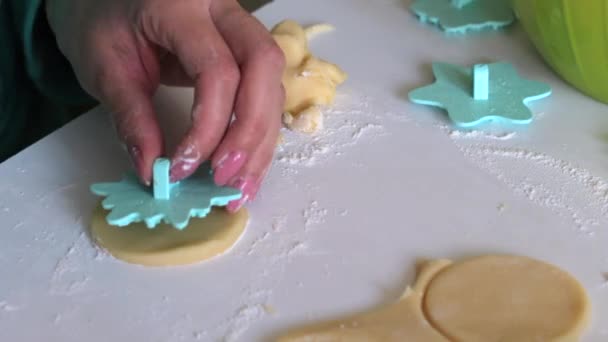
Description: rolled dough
xmin=90 ymin=205 xmax=249 ymax=266
xmin=277 ymin=259 xmax=452 ymax=342
xmin=277 ymin=255 xmax=590 ymax=342
xmin=424 ymin=255 xmax=591 ymax=342
xmin=271 ymin=20 xmax=347 ymax=134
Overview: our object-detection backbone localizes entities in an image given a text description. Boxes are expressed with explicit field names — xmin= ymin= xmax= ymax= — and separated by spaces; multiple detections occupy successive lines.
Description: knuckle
xmin=214 ymin=58 xmax=241 ymax=85
xmin=252 ymin=41 xmax=286 ymax=70
xmin=134 ymin=0 xmax=167 ymax=38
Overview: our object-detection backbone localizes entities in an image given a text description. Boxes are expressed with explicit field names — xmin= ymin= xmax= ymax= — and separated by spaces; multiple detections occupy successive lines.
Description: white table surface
xmin=2 ymin=0 xmax=608 ymax=340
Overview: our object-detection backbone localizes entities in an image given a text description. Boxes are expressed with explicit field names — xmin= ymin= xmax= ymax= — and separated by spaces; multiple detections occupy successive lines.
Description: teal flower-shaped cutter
xmin=411 ymin=0 xmax=515 ymax=33
xmin=91 ymin=158 xmax=242 ymax=230
xmin=409 ymin=62 xmax=552 ymax=127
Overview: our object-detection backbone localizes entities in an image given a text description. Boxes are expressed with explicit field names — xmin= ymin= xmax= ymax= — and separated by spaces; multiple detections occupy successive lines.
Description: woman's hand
xmin=47 ymin=0 xmax=285 ymax=211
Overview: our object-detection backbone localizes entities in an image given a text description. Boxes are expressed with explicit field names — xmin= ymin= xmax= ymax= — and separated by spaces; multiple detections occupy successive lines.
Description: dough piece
xmin=90 ymin=204 xmax=248 ymax=266
xmin=271 ymin=20 xmax=347 ymax=134
xmin=277 ymin=255 xmax=591 ymax=342
xmin=282 ymin=106 xmax=323 ymax=134
xmin=424 ymin=255 xmax=591 ymax=342
xmin=304 ymin=24 xmax=336 ymax=40
xmin=277 ymin=260 xmax=452 ymax=342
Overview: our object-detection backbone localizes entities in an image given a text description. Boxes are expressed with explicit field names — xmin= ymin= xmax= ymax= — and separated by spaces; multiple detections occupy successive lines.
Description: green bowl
xmin=513 ymin=0 xmax=608 ymax=104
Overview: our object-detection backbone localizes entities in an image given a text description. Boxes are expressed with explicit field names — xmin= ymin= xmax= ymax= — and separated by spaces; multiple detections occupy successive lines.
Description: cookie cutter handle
xmin=153 ymin=158 xmax=171 ymax=200
xmin=473 ymin=64 xmax=489 ymax=101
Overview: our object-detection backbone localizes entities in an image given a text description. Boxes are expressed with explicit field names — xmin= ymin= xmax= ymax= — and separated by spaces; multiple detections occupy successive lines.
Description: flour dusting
xmin=49 ymin=233 xmax=95 ymax=295
xmin=222 ymin=304 xmax=267 ymax=342
xmin=437 ymin=123 xmax=517 ymax=141
xmin=215 ymin=88 xmax=392 ymax=340
xmin=456 ymin=144 xmax=608 ymax=233
xmin=303 ymin=201 xmax=328 ymax=228
xmin=276 ymin=90 xmax=387 ymax=174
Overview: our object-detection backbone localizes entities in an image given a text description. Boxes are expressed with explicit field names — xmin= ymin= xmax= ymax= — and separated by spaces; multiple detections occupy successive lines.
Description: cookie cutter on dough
xmin=91 ymin=158 xmax=242 ymax=230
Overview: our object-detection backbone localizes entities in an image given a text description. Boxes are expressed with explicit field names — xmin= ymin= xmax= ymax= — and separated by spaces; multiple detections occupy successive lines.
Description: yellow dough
xmin=271 ymin=20 xmax=347 ymax=134
xmin=424 ymin=255 xmax=591 ymax=342
xmin=90 ymin=205 xmax=249 ymax=266
xmin=277 ymin=255 xmax=591 ymax=342
xmin=277 ymin=260 xmax=451 ymax=342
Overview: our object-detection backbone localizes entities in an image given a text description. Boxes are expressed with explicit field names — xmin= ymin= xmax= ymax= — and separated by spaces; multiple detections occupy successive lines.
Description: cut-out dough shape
xmin=411 ymin=0 xmax=515 ymax=33
xmin=424 ymin=255 xmax=591 ymax=341
xmin=271 ymin=20 xmax=347 ymax=134
xmin=91 ymin=158 xmax=242 ymax=229
xmin=277 ymin=255 xmax=590 ymax=342
xmin=409 ymin=62 xmax=551 ymax=128
xmin=90 ymin=204 xmax=249 ymax=266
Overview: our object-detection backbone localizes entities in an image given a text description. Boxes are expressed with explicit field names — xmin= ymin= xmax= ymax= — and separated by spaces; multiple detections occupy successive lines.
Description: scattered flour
xmin=246 ymin=232 xmax=272 ymax=256
xmin=213 ymin=88 xmax=393 ymax=340
xmin=437 ymin=123 xmax=517 ymax=141
xmin=455 ymin=144 xmax=608 ymax=233
xmin=49 ymin=233 xmax=94 ymax=295
xmin=287 ymin=242 xmax=309 ymax=257
xmin=433 ymin=118 xmax=608 ymax=234
xmin=276 ymin=90 xmax=387 ymax=175
xmin=303 ymin=201 xmax=328 ymax=228
xmin=449 ymin=129 xmax=517 ymax=140
xmin=222 ymin=304 xmax=267 ymax=342
xmin=272 ymin=216 xmax=287 ymax=233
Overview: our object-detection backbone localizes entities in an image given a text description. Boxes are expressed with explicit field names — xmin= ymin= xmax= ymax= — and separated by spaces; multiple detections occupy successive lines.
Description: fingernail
xmin=128 ymin=145 xmax=150 ymax=186
xmin=170 ymin=161 xmax=195 ymax=182
xmin=170 ymin=144 xmax=201 ymax=182
xmin=214 ymin=151 xmax=247 ymax=185
xmin=226 ymin=175 xmax=259 ymax=213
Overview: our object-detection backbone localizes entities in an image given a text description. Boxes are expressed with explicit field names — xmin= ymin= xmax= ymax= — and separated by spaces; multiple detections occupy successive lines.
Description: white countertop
xmin=2 ymin=0 xmax=608 ymax=340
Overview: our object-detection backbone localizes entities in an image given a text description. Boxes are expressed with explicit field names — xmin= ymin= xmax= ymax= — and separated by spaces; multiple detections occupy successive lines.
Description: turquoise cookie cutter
xmin=409 ymin=62 xmax=552 ymax=127
xmin=411 ymin=0 xmax=515 ymax=34
xmin=91 ymin=158 xmax=242 ymax=230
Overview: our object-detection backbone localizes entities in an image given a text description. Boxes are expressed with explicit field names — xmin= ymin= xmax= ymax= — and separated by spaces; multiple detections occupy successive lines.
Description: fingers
xmin=75 ymin=27 xmax=163 ymax=185
xmin=109 ymin=85 xmax=163 ymax=185
xmin=138 ymin=3 xmax=240 ymax=182
xmin=209 ymin=2 xmax=286 ymax=211
xmin=225 ymin=109 xmax=282 ymax=212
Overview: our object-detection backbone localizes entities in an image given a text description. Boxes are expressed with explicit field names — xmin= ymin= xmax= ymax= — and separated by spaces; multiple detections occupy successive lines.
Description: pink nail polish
xmin=214 ymin=151 xmax=247 ymax=185
xmin=226 ymin=175 xmax=258 ymax=212
xmin=170 ymin=161 xmax=195 ymax=182
xmin=170 ymin=144 xmax=202 ymax=182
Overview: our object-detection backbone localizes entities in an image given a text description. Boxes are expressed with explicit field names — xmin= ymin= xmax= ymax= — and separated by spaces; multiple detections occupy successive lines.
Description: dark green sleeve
xmin=0 ymin=0 xmax=95 ymax=161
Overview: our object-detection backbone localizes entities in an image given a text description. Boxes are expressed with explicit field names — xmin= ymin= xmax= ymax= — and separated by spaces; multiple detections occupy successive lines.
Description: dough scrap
xmin=304 ymin=24 xmax=336 ymax=40
xmin=282 ymin=107 xmax=323 ymax=134
xmin=90 ymin=204 xmax=249 ymax=266
xmin=277 ymin=255 xmax=590 ymax=342
xmin=271 ymin=20 xmax=347 ymax=134
xmin=277 ymin=259 xmax=451 ymax=342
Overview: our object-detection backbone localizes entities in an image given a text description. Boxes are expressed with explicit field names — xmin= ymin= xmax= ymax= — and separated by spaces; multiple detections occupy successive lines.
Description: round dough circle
xmin=423 ymin=255 xmax=590 ymax=341
xmin=91 ymin=205 xmax=249 ymax=266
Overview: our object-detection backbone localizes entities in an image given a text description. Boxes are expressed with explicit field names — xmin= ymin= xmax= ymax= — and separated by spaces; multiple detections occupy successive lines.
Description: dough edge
xmin=276 ymin=255 xmax=592 ymax=342
xmin=90 ymin=204 xmax=249 ymax=267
